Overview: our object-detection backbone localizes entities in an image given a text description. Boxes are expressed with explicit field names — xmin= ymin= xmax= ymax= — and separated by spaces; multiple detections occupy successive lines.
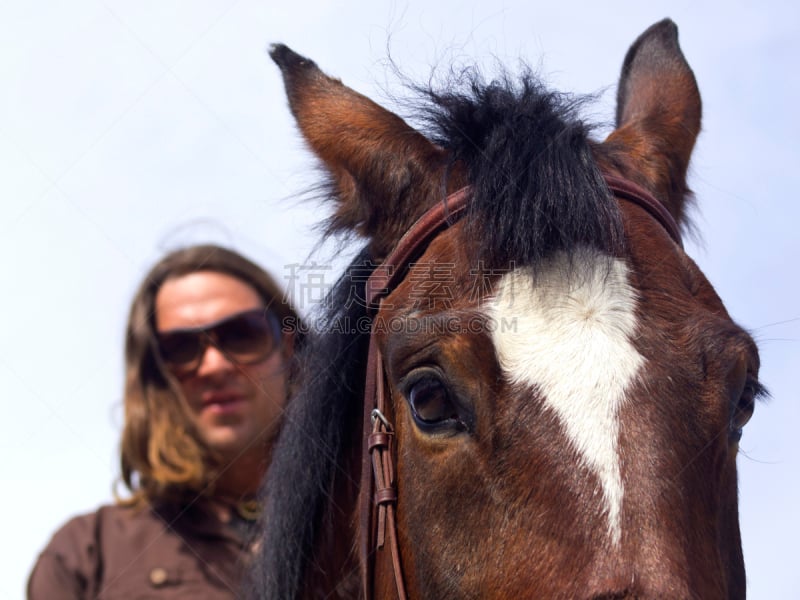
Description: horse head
xmin=253 ymin=19 xmax=762 ymax=599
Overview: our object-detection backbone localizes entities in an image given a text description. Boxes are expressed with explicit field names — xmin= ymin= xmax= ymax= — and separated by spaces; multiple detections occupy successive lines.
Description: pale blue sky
xmin=2 ymin=1 xmax=797 ymax=598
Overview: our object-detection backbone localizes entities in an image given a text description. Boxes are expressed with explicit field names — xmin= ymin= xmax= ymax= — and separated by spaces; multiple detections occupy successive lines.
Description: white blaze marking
xmin=487 ymin=247 xmax=643 ymax=545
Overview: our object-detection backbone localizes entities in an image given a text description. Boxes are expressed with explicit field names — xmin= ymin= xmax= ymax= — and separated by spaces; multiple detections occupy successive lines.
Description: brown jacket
xmin=27 ymin=501 xmax=256 ymax=599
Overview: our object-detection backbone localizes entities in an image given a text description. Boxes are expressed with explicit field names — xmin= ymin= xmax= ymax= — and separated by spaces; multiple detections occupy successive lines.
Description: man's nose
xmin=194 ymin=344 xmax=235 ymax=377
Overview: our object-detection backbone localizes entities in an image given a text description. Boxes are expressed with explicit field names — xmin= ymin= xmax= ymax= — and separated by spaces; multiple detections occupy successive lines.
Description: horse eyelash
xmin=747 ymin=377 xmax=770 ymax=401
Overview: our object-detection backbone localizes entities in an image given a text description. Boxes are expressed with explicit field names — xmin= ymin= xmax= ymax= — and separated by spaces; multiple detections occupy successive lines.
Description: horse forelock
xmin=414 ymin=67 xmax=624 ymax=272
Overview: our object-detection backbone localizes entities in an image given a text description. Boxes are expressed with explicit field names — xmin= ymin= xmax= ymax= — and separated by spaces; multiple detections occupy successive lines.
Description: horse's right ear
xmin=270 ymin=44 xmax=447 ymax=256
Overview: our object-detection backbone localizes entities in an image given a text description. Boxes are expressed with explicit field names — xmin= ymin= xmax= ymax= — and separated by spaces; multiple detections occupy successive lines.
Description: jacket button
xmin=149 ymin=567 xmax=169 ymax=587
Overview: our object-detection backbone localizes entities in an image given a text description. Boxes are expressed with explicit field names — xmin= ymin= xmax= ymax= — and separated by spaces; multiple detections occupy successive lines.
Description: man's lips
xmin=201 ymin=391 xmax=246 ymax=412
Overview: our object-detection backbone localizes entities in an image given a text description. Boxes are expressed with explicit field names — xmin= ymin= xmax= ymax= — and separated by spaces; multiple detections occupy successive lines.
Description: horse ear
xmin=270 ymin=44 xmax=446 ymax=255
xmin=602 ymin=19 xmax=701 ymax=225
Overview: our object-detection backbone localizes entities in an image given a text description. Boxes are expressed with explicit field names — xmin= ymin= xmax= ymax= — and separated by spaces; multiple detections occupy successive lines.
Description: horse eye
xmin=406 ymin=375 xmax=464 ymax=432
xmin=730 ymin=377 xmax=761 ymax=441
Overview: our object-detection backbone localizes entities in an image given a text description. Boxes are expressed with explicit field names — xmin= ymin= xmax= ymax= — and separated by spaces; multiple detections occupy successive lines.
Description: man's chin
xmin=204 ymin=427 xmax=267 ymax=458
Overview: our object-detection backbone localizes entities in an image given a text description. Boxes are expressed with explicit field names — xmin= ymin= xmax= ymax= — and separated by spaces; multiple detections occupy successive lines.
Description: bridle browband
xmin=357 ymin=175 xmax=681 ymax=600
xmin=602 ymin=175 xmax=683 ymax=247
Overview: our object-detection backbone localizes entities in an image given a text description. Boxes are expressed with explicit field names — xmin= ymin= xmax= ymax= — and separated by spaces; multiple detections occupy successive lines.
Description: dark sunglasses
xmin=156 ymin=308 xmax=281 ymax=376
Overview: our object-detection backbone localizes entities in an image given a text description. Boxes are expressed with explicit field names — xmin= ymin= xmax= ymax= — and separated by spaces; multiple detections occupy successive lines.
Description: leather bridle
xmin=356 ymin=175 xmax=682 ymax=600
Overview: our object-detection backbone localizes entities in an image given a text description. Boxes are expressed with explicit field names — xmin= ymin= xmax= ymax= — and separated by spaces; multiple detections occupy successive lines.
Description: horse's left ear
xmin=602 ymin=19 xmax=701 ymax=225
xmin=270 ymin=44 xmax=447 ymax=256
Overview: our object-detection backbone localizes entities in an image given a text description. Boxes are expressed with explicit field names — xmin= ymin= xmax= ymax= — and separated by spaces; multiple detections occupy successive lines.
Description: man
xmin=29 ymin=244 xmax=301 ymax=599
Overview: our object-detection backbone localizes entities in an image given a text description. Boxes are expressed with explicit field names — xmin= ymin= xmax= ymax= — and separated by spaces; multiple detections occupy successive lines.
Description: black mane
xmin=248 ymin=67 xmax=622 ymax=599
xmin=248 ymin=249 xmax=373 ymax=598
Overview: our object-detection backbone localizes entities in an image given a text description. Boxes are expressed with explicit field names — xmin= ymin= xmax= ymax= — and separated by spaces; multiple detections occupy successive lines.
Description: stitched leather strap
xmin=603 ymin=174 xmax=683 ymax=248
xmin=366 ymin=187 xmax=472 ymax=308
